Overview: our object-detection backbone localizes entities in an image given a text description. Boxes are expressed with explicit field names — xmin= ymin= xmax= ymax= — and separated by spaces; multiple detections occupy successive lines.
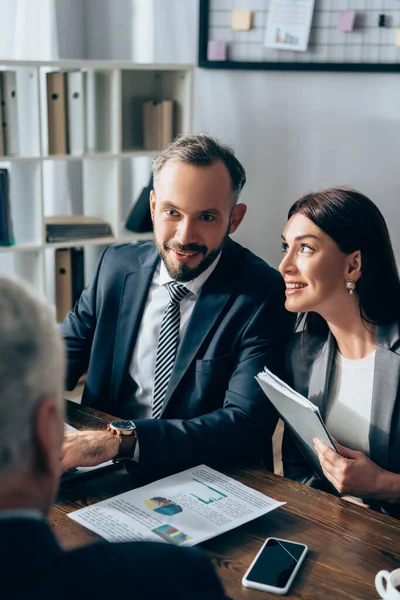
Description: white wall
xmin=55 ymin=0 xmax=85 ymax=59
xmin=85 ymin=0 xmax=134 ymax=60
xmin=194 ymin=69 xmax=400 ymax=267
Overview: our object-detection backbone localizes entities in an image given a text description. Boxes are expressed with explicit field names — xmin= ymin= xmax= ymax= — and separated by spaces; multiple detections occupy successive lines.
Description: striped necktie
xmin=152 ymin=281 xmax=191 ymax=419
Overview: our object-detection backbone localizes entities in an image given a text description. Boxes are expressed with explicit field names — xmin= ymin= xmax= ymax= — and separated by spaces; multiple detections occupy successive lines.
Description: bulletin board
xmin=199 ymin=0 xmax=400 ymax=71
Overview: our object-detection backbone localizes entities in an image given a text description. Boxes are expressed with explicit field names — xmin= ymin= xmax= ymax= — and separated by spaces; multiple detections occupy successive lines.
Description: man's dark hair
xmin=152 ymin=133 xmax=246 ymax=205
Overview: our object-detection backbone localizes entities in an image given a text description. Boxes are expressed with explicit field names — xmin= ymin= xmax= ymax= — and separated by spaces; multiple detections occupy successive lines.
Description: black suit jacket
xmin=61 ymin=239 xmax=294 ymax=472
xmin=282 ymin=324 xmax=400 ymax=517
xmin=0 ymin=516 xmax=227 ymax=599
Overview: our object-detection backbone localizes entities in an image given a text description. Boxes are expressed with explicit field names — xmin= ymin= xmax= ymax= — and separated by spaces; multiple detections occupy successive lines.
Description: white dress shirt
xmin=0 ymin=508 xmax=43 ymax=520
xmin=129 ymin=254 xmax=221 ymax=420
xmin=325 ymin=350 xmax=375 ymax=455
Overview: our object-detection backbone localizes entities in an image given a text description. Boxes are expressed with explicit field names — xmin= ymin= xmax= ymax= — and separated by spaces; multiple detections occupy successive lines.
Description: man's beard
xmin=156 ymin=231 xmax=229 ymax=283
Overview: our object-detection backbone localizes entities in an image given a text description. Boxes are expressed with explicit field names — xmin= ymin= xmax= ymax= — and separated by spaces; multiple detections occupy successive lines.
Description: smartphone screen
xmin=245 ymin=538 xmax=306 ymax=588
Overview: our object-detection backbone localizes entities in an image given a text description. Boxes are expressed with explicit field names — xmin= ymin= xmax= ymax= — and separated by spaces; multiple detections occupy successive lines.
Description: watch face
xmin=111 ymin=420 xmax=136 ymax=431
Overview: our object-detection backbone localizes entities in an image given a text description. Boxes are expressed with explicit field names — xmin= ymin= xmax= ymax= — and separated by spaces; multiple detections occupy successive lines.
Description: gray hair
xmin=152 ymin=132 xmax=247 ymax=205
xmin=0 ymin=276 xmax=65 ymax=477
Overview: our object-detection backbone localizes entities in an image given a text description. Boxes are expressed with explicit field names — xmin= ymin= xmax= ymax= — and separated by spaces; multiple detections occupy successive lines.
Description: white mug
xmin=376 ymin=568 xmax=400 ymax=599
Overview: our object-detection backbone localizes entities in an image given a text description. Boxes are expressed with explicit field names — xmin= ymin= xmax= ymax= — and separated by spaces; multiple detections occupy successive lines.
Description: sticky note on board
xmin=338 ymin=10 xmax=356 ymax=32
xmin=207 ymin=40 xmax=227 ymax=61
xmin=232 ymin=10 xmax=252 ymax=31
xmin=395 ymin=28 xmax=400 ymax=47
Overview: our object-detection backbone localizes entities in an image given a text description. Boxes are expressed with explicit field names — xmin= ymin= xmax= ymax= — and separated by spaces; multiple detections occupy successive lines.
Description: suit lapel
xmin=308 ymin=323 xmax=400 ymax=470
xmin=110 ymin=245 xmax=159 ymax=405
xmin=369 ymin=323 xmax=400 ymax=469
xmin=308 ymin=331 xmax=336 ymax=419
xmin=160 ymin=242 xmax=238 ymax=415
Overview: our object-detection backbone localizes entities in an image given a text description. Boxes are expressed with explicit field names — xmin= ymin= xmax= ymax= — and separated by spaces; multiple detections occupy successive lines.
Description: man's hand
xmin=62 ymin=429 xmax=120 ymax=472
xmin=313 ymin=437 xmax=386 ymax=499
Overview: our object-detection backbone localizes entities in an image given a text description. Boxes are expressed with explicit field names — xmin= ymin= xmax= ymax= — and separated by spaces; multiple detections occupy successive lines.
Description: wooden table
xmin=51 ymin=401 xmax=400 ymax=600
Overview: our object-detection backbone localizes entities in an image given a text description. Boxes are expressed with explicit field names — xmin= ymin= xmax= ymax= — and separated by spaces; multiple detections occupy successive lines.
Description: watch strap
xmin=117 ymin=432 xmax=137 ymax=460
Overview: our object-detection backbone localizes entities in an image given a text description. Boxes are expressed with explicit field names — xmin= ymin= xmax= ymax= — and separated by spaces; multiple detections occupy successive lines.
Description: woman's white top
xmin=325 ymin=350 xmax=376 ymax=455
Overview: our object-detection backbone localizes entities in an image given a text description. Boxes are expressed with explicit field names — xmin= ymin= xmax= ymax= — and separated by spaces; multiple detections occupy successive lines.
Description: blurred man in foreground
xmin=0 ymin=276 xmax=226 ymax=599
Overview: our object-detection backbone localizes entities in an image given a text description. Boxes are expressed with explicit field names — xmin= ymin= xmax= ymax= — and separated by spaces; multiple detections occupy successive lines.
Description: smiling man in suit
xmin=61 ymin=133 xmax=294 ymax=474
xmin=0 ymin=276 xmax=227 ymax=600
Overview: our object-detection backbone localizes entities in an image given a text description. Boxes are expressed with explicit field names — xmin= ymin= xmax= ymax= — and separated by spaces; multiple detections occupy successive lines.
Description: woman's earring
xmin=345 ymin=279 xmax=356 ymax=295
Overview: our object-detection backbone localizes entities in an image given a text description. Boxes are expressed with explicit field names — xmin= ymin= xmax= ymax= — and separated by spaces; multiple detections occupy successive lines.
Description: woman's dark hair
xmin=288 ymin=187 xmax=400 ymax=335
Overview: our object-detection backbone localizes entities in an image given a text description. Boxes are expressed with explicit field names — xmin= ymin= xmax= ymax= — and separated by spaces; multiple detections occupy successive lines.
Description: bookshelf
xmin=0 ymin=60 xmax=193 ymax=312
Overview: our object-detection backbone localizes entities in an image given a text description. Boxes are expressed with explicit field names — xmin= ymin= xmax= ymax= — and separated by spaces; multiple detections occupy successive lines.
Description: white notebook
xmin=256 ymin=368 xmax=337 ymax=481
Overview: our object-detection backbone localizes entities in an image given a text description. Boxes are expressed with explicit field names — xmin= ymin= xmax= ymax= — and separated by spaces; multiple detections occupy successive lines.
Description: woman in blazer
xmin=279 ymin=187 xmax=400 ymax=517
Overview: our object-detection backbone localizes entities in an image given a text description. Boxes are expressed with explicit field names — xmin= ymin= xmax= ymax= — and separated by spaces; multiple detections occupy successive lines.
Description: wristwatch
xmin=107 ymin=420 xmax=137 ymax=462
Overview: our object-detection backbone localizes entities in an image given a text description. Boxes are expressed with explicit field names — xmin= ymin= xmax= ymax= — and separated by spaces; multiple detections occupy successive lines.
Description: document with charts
xmin=68 ymin=465 xmax=284 ymax=546
xmin=256 ymin=367 xmax=338 ymax=482
xmin=264 ymin=0 xmax=315 ymax=52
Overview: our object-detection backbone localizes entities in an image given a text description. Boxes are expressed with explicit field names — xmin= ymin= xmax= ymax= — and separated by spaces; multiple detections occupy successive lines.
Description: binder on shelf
xmin=46 ymin=71 xmax=67 ymax=155
xmin=0 ymin=73 xmax=4 ymax=156
xmin=55 ymin=247 xmax=85 ymax=323
xmin=71 ymin=246 xmax=85 ymax=305
xmin=16 ymin=68 xmax=40 ymax=157
xmin=85 ymin=70 xmax=112 ymax=153
xmin=123 ymin=98 xmax=144 ymax=151
xmin=3 ymin=71 xmax=19 ymax=156
xmin=0 ymin=168 xmax=14 ymax=246
xmin=125 ymin=176 xmax=153 ymax=233
xmin=45 ymin=215 xmax=113 ymax=243
xmin=55 ymin=248 xmax=72 ymax=323
xmin=0 ymin=169 xmax=8 ymax=244
xmin=143 ymin=100 xmax=154 ymax=150
xmin=142 ymin=99 xmax=175 ymax=151
xmin=160 ymin=100 xmax=174 ymax=149
xmin=154 ymin=101 xmax=162 ymax=150
xmin=66 ymin=71 xmax=86 ymax=155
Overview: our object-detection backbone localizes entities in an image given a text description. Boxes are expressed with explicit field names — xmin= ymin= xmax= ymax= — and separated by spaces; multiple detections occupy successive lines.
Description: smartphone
xmin=242 ymin=537 xmax=308 ymax=595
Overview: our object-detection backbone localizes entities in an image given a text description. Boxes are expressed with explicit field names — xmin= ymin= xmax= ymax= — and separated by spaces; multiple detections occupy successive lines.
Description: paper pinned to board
xmin=264 ymin=0 xmax=315 ymax=52
xmin=207 ymin=40 xmax=228 ymax=61
xmin=338 ymin=10 xmax=356 ymax=33
xmin=232 ymin=10 xmax=252 ymax=31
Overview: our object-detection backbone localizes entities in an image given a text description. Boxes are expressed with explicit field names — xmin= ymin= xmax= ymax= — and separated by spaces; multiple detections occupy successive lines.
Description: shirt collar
xmin=158 ymin=252 xmax=221 ymax=298
xmin=0 ymin=508 xmax=44 ymax=521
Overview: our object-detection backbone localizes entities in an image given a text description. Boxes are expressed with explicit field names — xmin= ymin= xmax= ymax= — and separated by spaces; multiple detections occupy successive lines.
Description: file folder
xmin=0 ymin=73 xmax=4 ymax=157
xmin=3 ymin=71 xmax=19 ymax=156
xmin=46 ymin=71 xmax=67 ymax=155
xmin=66 ymin=71 xmax=86 ymax=155
xmin=55 ymin=248 xmax=72 ymax=323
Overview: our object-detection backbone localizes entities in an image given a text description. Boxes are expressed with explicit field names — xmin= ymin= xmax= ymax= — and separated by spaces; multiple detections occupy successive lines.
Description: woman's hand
xmin=313 ymin=438 xmax=400 ymax=501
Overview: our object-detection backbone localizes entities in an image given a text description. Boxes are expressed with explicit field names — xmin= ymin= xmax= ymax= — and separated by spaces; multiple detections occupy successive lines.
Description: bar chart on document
xmin=190 ymin=478 xmax=228 ymax=505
